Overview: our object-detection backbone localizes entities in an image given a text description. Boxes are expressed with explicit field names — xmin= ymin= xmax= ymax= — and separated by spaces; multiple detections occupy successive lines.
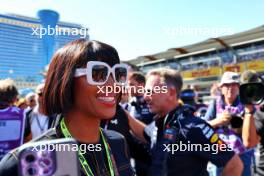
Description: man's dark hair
xmin=129 ymin=72 xmax=146 ymax=84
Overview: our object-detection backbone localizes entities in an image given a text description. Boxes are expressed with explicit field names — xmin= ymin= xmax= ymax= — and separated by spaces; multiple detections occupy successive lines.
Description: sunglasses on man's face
xmin=74 ymin=61 xmax=128 ymax=85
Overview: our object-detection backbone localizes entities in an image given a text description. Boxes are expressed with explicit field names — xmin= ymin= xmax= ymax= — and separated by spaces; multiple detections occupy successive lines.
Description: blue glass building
xmin=0 ymin=10 xmax=89 ymax=85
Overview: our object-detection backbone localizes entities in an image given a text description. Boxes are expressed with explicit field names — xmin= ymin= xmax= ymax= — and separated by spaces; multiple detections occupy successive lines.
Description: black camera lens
xmin=246 ymin=85 xmax=262 ymax=103
xmin=26 ymin=165 xmax=38 ymax=176
xmin=240 ymin=83 xmax=264 ymax=104
xmin=25 ymin=154 xmax=36 ymax=163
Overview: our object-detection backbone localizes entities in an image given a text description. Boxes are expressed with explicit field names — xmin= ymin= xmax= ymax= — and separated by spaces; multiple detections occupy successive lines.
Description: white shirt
xmin=30 ymin=106 xmax=49 ymax=139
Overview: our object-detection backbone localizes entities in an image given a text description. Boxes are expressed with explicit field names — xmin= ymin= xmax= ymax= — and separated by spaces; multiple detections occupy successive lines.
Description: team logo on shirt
xmin=110 ymin=119 xmax=118 ymax=125
xmin=210 ymin=133 xmax=219 ymax=143
xmin=196 ymin=124 xmax=214 ymax=139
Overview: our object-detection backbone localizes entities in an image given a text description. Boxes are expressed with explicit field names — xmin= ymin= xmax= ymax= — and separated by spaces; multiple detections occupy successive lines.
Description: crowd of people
xmin=0 ymin=39 xmax=264 ymax=176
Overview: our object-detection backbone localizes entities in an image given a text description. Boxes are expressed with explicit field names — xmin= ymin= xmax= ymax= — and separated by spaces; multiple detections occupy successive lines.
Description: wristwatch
xmin=244 ymin=108 xmax=256 ymax=115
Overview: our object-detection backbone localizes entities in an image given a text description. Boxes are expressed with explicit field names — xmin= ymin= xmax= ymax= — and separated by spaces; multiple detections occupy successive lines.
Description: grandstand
xmin=128 ymin=25 xmax=264 ymax=101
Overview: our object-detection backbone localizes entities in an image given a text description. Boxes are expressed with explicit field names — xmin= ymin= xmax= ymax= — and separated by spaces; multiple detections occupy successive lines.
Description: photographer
xmin=203 ymin=71 xmax=259 ymax=176
xmin=240 ymin=70 xmax=264 ymax=176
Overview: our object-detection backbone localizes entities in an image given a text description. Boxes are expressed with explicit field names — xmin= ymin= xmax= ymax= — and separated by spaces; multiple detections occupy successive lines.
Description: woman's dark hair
xmin=43 ymin=39 xmax=120 ymax=116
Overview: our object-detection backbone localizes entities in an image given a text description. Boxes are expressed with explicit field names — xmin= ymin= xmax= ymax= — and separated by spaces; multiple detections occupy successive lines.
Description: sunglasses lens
xmin=115 ymin=67 xmax=127 ymax=84
xmin=92 ymin=65 xmax=108 ymax=83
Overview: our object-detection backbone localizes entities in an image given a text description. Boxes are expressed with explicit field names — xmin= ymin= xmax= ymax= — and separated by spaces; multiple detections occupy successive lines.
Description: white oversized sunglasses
xmin=75 ymin=61 xmax=128 ymax=85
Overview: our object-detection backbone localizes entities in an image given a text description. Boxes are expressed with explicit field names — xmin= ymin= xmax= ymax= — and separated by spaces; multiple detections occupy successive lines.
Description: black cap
xmin=240 ymin=70 xmax=261 ymax=83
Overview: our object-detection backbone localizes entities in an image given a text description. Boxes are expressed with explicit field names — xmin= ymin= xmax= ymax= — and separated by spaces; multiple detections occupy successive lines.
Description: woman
xmin=0 ymin=39 xmax=134 ymax=176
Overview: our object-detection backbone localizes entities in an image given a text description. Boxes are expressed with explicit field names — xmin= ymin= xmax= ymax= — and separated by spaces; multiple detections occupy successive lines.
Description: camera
xmin=240 ymin=82 xmax=264 ymax=105
xmin=230 ymin=114 xmax=243 ymax=129
xmin=239 ymin=72 xmax=264 ymax=105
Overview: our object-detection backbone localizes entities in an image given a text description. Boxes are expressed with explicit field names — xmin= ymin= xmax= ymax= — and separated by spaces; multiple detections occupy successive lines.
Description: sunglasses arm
xmin=75 ymin=68 xmax=87 ymax=77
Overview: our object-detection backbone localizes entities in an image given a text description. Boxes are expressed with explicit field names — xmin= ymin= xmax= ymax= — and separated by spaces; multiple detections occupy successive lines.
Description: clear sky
xmin=0 ymin=0 xmax=264 ymax=61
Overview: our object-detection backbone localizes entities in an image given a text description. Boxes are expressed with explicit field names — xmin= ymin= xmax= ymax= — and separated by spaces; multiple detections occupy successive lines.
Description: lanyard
xmin=36 ymin=115 xmax=49 ymax=133
xmin=60 ymin=118 xmax=115 ymax=176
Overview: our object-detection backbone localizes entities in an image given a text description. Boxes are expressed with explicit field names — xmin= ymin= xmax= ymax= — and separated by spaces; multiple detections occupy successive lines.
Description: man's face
xmin=221 ymin=83 xmax=239 ymax=102
xmin=27 ymin=95 xmax=36 ymax=108
xmin=144 ymin=75 xmax=170 ymax=116
xmin=128 ymin=77 xmax=144 ymax=97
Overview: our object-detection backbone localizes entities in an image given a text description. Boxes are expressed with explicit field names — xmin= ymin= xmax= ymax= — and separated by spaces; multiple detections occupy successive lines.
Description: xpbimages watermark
xmin=97 ymin=84 xmax=168 ymax=96
xmin=31 ymin=143 xmax=101 ymax=155
xmin=163 ymin=141 xmax=232 ymax=155
xmin=163 ymin=25 xmax=234 ymax=38
xmin=31 ymin=25 xmax=88 ymax=38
